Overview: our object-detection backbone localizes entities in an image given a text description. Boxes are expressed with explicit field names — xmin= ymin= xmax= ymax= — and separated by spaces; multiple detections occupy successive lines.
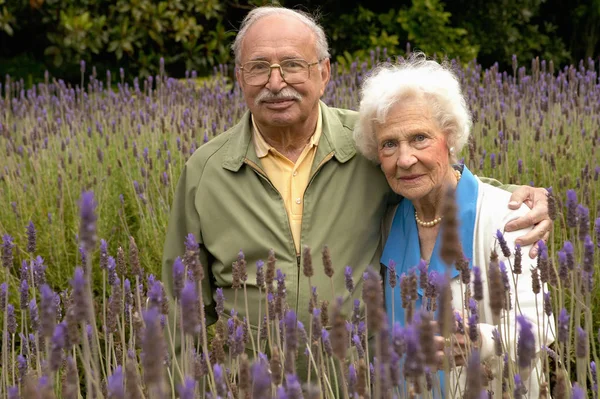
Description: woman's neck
xmin=412 ymin=167 xmax=458 ymax=220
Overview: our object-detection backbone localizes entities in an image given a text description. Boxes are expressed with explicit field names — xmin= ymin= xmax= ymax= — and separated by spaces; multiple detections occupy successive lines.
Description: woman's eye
xmin=414 ymin=134 xmax=426 ymax=142
xmin=382 ymin=141 xmax=396 ymax=148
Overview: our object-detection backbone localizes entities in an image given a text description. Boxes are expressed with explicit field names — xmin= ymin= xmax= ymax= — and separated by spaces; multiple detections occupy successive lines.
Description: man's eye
xmin=249 ymin=63 xmax=269 ymax=72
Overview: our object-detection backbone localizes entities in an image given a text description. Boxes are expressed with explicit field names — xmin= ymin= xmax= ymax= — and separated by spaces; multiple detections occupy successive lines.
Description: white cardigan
xmin=384 ymin=178 xmax=555 ymax=397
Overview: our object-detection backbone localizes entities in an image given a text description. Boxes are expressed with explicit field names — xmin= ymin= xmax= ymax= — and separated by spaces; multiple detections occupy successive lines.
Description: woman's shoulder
xmin=476 ymin=180 xmax=530 ymax=228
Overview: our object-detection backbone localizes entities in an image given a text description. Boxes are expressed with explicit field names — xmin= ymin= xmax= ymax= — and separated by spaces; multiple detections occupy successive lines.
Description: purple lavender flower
xmin=141 ymin=307 xmax=165 ymax=387
xmin=285 ymin=374 xmax=303 ymax=399
xmin=418 ymin=259 xmax=428 ymax=290
xmin=344 ymin=265 xmax=354 ymax=292
xmin=563 ymin=241 xmax=575 ymax=270
xmin=566 ymin=189 xmax=577 ymax=228
xmin=468 ymin=313 xmax=479 ymax=343
xmin=177 ymin=377 xmax=195 ymax=399
xmin=496 ymin=230 xmax=511 ymax=257
xmin=107 ymin=366 xmax=125 ymax=399
xmin=20 ymin=278 xmax=29 ymax=310
xmin=516 ymin=316 xmax=535 ymax=370
xmin=29 ymin=298 xmax=39 ymax=331
xmin=595 ymin=217 xmax=600 ymax=248
xmin=256 ymin=260 xmax=265 ymax=290
xmin=513 ymin=374 xmax=527 ymax=397
xmin=180 ymin=280 xmax=200 ymax=335
xmin=0 ymin=282 xmax=6 ymax=310
xmin=583 ymin=235 xmax=595 ymax=273
xmin=20 ymin=260 xmax=29 ymax=283
xmin=572 ymin=384 xmax=585 ymax=399
xmin=284 ymin=310 xmax=298 ymax=354
xmin=251 ymin=361 xmax=271 ymax=397
xmin=2 ymin=234 xmax=14 ymax=269
xmin=234 ymin=325 xmax=245 ymax=357
xmin=17 ymin=354 xmax=26 ymax=382
xmin=472 ymin=266 xmax=483 ymax=301
xmin=33 ymin=256 xmax=46 ymax=286
xmin=577 ymin=205 xmax=590 ymax=240
xmin=7 ymin=304 xmax=17 ymax=334
xmin=40 ymin=284 xmax=57 ymax=338
xmin=403 ymin=325 xmax=424 ymax=377
xmin=172 ymin=257 xmax=185 ymax=299
xmin=26 ymin=220 xmax=36 ymax=253
xmin=592 ymin=361 xmax=597 ymax=393
xmin=215 ymin=287 xmax=224 ymax=316
xmin=213 ymin=364 xmax=227 ymax=398
xmin=49 ymin=322 xmax=67 ymax=371
xmin=100 ymin=239 xmax=108 ymax=270
xmin=70 ymin=267 xmax=89 ymax=322
xmin=387 ymin=260 xmax=397 ymax=289
xmin=499 ymin=261 xmax=511 ymax=293
xmin=464 ymin=350 xmax=483 ymax=398
xmin=543 ymin=292 xmax=553 ymax=317
xmin=348 ymin=364 xmax=357 ymax=394
xmin=78 ymin=191 xmax=98 ymax=254
xmin=558 ymin=308 xmax=570 ymax=345
xmin=322 ymin=328 xmax=333 ymax=356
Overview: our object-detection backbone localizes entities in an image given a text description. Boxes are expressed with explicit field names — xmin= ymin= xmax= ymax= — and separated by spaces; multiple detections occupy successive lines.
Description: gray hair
xmin=354 ymin=53 xmax=472 ymax=163
xmin=231 ymin=6 xmax=330 ymax=65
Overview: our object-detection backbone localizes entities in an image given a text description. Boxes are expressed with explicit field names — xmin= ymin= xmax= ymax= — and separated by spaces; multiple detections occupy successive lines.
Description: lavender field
xmin=0 ymin=53 xmax=599 ymax=398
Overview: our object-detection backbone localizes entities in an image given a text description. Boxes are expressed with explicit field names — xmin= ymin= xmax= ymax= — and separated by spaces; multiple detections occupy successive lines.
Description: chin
xmin=392 ymin=185 xmax=427 ymax=201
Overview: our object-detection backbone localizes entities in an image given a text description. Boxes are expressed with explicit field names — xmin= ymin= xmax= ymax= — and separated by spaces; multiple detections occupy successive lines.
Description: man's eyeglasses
xmin=239 ymin=59 xmax=322 ymax=86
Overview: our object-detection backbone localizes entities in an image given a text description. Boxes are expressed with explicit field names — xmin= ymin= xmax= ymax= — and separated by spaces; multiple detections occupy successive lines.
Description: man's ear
xmin=319 ymin=58 xmax=331 ymax=96
xmin=235 ymin=66 xmax=244 ymax=89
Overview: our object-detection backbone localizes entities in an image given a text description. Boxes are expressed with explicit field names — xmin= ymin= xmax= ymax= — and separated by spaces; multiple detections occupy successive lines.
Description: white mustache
xmin=255 ymin=88 xmax=302 ymax=106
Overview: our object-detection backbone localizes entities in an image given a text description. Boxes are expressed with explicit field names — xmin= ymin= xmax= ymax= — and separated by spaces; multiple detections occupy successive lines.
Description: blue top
xmin=380 ymin=165 xmax=479 ymax=395
xmin=381 ymin=165 xmax=479 ymax=326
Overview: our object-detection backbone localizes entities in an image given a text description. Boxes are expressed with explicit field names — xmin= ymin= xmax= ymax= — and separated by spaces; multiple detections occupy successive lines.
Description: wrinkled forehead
xmin=239 ymin=15 xmax=318 ymax=61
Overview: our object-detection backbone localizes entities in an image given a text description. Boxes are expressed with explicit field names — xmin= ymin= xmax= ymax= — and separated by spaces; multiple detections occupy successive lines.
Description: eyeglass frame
xmin=238 ymin=58 xmax=324 ymax=86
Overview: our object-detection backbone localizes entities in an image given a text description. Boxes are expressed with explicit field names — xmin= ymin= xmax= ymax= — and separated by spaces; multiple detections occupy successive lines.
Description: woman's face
xmin=375 ymin=100 xmax=451 ymax=201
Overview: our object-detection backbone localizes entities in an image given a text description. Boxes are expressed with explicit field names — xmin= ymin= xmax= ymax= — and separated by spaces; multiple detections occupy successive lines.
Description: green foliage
xmin=0 ymin=0 xmax=15 ymax=36
xmin=4 ymin=0 xmax=235 ymax=80
xmin=397 ymin=0 xmax=478 ymax=62
xmin=328 ymin=6 xmax=405 ymax=68
xmin=447 ymin=0 xmax=570 ymax=67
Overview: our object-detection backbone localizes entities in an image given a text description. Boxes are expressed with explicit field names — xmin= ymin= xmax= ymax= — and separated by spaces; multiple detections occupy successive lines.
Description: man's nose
xmin=265 ymin=66 xmax=287 ymax=92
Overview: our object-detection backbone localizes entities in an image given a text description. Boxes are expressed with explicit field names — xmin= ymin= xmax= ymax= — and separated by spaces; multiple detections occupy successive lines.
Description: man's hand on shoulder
xmin=504 ymin=186 xmax=552 ymax=258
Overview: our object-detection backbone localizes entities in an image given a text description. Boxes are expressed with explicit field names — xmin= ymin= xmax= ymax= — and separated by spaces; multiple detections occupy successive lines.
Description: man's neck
xmin=256 ymin=113 xmax=319 ymax=163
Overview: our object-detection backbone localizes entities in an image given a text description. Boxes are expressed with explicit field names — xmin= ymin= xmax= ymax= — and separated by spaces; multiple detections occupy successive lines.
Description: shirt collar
xmin=251 ymin=103 xmax=322 ymax=159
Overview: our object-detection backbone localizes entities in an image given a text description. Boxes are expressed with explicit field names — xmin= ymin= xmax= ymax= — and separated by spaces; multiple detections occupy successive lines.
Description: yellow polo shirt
xmin=252 ymin=107 xmax=322 ymax=254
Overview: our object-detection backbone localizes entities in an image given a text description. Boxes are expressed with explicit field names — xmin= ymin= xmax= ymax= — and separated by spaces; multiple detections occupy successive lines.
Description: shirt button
xmin=295 ymin=198 xmax=301 ymax=204
xmin=293 ymin=171 xmax=298 ymax=177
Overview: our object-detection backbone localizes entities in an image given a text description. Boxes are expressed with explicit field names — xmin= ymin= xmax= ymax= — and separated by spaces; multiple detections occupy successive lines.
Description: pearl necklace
xmin=414 ymin=169 xmax=462 ymax=228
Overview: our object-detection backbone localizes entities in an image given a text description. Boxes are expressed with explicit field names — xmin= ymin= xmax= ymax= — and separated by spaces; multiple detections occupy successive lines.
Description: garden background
xmin=0 ymin=0 xmax=600 ymax=398
xmin=1 ymin=0 xmax=599 ymax=84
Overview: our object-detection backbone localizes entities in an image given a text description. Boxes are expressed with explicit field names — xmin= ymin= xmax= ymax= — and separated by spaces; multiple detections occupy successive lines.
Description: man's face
xmin=236 ymin=15 xmax=330 ymax=129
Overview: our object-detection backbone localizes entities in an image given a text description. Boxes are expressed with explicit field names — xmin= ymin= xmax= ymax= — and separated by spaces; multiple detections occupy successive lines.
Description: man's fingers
xmin=508 ymin=186 xmax=532 ymax=209
xmin=505 ymin=212 xmax=536 ymax=232
xmin=513 ymin=219 xmax=552 ymax=250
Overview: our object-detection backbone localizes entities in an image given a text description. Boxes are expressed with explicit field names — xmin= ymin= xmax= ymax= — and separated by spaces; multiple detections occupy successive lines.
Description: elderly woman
xmin=354 ymin=54 xmax=554 ymax=397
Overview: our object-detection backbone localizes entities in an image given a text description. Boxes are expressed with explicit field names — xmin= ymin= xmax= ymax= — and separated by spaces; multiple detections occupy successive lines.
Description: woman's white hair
xmin=354 ymin=53 xmax=472 ymax=163
xmin=231 ymin=6 xmax=330 ymax=65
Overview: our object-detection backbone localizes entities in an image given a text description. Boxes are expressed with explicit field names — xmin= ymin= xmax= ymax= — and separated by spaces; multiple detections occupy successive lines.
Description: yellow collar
xmin=252 ymin=104 xmax=322 ymax=158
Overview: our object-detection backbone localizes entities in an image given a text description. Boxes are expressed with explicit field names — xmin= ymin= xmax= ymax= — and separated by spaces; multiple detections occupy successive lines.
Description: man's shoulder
xmin=322 ymin=104 xmax=359 ymax=130
xmin=185 ymin=124 xmax=240 ymax=172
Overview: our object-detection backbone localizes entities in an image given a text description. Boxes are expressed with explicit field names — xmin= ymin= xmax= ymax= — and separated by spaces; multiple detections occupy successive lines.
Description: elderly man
xmin=162 ymin=6 xmax=551 ymax=336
